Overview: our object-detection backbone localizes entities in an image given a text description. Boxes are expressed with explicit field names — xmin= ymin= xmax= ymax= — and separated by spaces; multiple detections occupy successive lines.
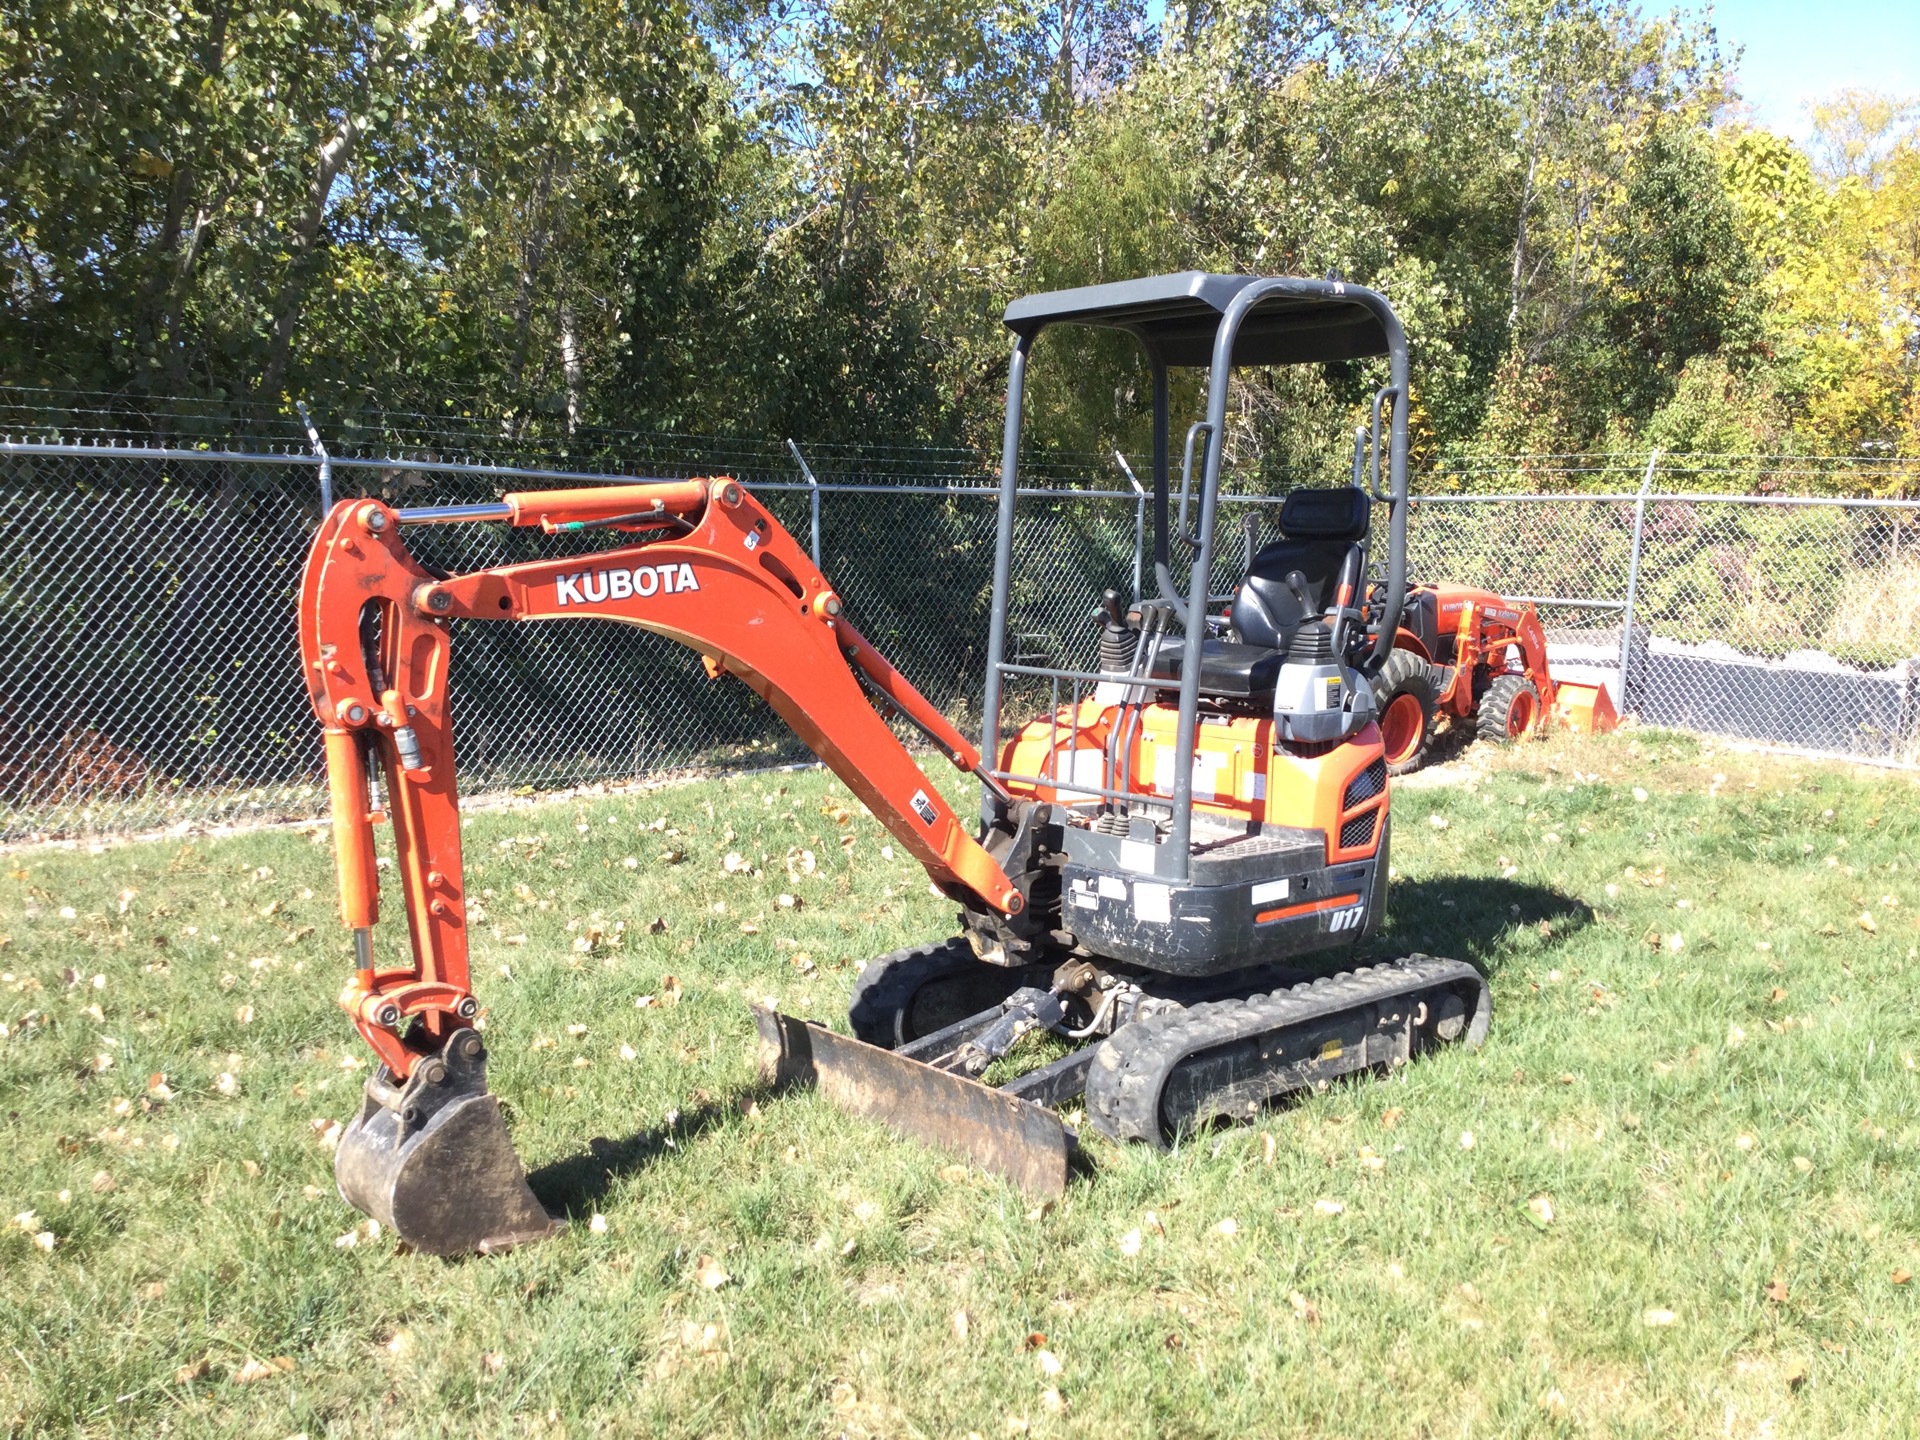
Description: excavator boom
xmin=298 ymin=475 xmax=1018 ymax=1252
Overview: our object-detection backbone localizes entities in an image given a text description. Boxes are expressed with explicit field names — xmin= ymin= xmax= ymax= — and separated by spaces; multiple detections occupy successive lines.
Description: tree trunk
xmin=1508 ymin=144 xmax=1538 ymax=331
xmin=558 ymin=297 xmax=583 ymax=436
xmin=504 ymin=151 xmax=560 ymax=401
xmin=258 ymin=113 xmax=360 ymax=402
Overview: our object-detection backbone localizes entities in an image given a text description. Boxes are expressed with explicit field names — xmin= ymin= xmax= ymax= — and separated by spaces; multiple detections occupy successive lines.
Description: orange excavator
xmin=301 ymin=274 xmax=1493 ymax=1254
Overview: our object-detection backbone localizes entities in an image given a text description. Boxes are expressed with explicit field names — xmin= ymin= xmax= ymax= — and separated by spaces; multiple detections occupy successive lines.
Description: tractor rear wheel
xmin=1477 ymin=673 xmax=1541 ymax=743
xmin=1371 ymin=649 xmax=1438 ymax=775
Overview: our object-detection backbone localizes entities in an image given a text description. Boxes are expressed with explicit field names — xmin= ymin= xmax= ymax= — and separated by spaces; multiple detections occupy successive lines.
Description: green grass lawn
xmin=3 ymin=728 xmax=1919 ymax=1438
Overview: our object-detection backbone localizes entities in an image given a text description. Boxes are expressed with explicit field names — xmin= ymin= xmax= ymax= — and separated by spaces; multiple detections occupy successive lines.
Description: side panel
xmin=1061 ymin=856 xmax=1379 ymax=975
xmin=998 ymin=704 xmax=1389 ymax=865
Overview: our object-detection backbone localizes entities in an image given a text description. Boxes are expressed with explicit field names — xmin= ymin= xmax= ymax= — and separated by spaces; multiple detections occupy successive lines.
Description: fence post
xmin=1616 ymin=448 xmax=1658 ymax=715
xmin=296 ymin=400 xmax=331 ymax=514
xmin=1114 ymin=449 xmax=1147 ymax=602
xmin=785 ymin=438 xmax=822 ymax=568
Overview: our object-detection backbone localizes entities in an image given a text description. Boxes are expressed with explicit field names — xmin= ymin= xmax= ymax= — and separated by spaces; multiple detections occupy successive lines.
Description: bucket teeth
xmin=334 ymin=1030 xmax=556 ymax=1256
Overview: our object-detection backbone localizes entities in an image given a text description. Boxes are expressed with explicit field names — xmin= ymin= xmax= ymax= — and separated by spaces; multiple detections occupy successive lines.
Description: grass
xmin=3 ymin=727 xmax=1919 ymax=1437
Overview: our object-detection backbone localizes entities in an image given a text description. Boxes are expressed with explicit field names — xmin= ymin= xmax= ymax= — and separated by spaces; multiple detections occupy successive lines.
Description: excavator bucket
xmin=334 ymin=1029 xmax=558 ymax=1256
xmin=754 ymin=1008 xmax=1070 ymax=1198
xmin=1552 ymin=680 xmax=1619 ymax=736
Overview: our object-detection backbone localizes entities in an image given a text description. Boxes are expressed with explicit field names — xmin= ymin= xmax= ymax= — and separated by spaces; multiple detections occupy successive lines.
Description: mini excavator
xmin=299 ymin=274 xmax=1492 ymax=1255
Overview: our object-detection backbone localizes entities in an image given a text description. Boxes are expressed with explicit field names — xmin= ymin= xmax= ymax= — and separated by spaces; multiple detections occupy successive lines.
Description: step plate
xmin=755 ymin=1007 xmax=1069 ymax=1198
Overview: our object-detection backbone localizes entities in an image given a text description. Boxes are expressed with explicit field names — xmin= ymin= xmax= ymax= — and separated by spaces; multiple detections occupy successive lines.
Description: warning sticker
xmin=1133 ymin=882 xmax=1171 ymax=924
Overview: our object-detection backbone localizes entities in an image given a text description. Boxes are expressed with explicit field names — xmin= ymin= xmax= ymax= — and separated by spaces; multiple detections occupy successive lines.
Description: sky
xmin=1686 ymin=0 xmax=1917 ymax=140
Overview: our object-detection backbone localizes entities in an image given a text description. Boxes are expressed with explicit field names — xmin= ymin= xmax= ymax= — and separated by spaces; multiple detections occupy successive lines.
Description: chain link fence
xmin=4 ymin=434 xmax=1917 ymax=841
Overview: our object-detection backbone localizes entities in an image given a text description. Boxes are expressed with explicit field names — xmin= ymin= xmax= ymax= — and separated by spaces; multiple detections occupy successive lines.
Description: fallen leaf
xmin=1262 ymin=1132 xmax=1277 ymax=1165
xmin=1118 ymin=1228 xmax=1143 ymax=1258
xmin=1428 ymin=815 xmax=1450 ymax=830
xmin=91 ymin=1170 xmax=113 ymax=1193
xmin=693 ymin=1254 xmax=730 ymax=1290
xmin=589 ymin=1214 xmax=609 ymax=1234
xmin=1858 ymin=912 xmax=1877 ymax=934
xmin=482 ymin=1352 xmax=506 ymax=1374
xmin=232 ymin=1357 xmax=294 ymax=1383
xmin=1642 ymin=1307 xmax=1677 ymax=1328
xmin=1040 ymin=1387 xmax=1066 ymax=1413
xmin=1023 ymin=1332 xmax=1047 ymax=1351
xmin=215 ymin=1072 xmax=239 ymax=1096
xmin=1458 ymin=1131 xmax=1475 ymax=1151
xmin=648 ymin=916 xmax=668 ymax=934
xmin=174 ymin=1357 xmax=210 ymax=1384
xmin=1215 ymin=1216 xmax=1241 ymax=1236
xmin=661 ymin=975 xmax=683 ymax=1005
xmin=1524 ymin=1195 xmax=1555 ymax=1229
xmin=1313 ymin=1199 xmax=1344 ymax=1217
xmin=1764 ymin=1278 xmax=1790 ymax=1304
xmin=1026 ymin=1198 xmax=1055 ymax=1222
xmin=1034 ymin=1349 xmax=1063 ymax=1378
xmin=1892 ymin=1268 xmax=1912 ymax=1285
xmin=1381 ymin=1107 xmax=1402 ymax=1129
xmin=1792 ymin=1155 xmax=1813 ymax=1173
xmin=951 ymin=1308 xmax=970 ymax=1340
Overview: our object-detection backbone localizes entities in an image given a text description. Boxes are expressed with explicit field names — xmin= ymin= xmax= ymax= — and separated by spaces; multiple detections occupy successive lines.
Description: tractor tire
xmin=848 ymin=938 xmax=1034 ymax=1050
xmin=1477 ymin=673 xmax=1542 ymax=744
xmin=1371 ymin=649 xmax=1439 ymax=775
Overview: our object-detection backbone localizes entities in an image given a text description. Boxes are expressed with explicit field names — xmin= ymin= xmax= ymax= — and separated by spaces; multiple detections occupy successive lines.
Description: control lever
xmin=1285 ymin=569 xmax=1315 ymax=617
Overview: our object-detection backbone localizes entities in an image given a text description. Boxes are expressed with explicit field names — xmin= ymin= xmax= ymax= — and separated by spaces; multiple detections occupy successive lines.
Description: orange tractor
xmin=1366 ymin=583 xmax=1618 ymax=775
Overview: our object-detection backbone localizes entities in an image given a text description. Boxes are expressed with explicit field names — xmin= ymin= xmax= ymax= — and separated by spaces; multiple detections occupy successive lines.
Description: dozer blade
xmin=754 ymin=1007 xmax=1069 ymax=1199
xmin=335 ymin=1029 xmax=558 ymax=1256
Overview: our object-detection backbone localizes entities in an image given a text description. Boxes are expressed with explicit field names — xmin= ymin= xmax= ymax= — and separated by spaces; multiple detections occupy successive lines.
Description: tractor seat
xmin=1146 ymin=486 xmax=1371 ymax=699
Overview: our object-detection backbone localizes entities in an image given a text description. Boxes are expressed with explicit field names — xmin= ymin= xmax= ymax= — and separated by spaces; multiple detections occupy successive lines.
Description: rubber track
xmin=1085 ymin=955 xmax=1489 ymax=1147
xmin=846 ymin=936 xmax=980 ymax=1048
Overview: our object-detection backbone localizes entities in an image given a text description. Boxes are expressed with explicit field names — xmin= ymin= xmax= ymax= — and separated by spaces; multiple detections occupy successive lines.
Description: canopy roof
xmin=1002 ymin=272 xmax=1391 ymax=367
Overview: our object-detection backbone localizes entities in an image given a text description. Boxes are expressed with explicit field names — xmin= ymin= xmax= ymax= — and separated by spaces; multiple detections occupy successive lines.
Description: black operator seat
xmin=1146 ymin=486 xmax=1371 ymax=700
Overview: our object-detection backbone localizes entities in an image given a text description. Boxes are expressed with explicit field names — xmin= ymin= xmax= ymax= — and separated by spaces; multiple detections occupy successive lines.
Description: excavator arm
xmin=297 ymin=475 xmax=1020 ymax=1252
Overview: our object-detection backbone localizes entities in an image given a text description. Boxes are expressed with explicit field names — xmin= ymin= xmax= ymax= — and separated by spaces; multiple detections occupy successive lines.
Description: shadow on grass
xmin=1368 ymin=875 xmax=1594 ymax=977
xmin=527 ymin=1089 xmax=770 ymax=1217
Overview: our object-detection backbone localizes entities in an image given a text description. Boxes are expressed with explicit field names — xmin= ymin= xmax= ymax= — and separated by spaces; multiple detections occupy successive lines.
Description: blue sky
xmin=1703 ymin=0 xmax=1919 ymax=140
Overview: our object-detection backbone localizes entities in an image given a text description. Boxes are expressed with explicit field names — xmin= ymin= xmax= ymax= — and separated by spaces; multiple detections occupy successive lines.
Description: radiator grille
xmin=1343 ymin=759 xmax=1388 ymax=810
xmin=1339 ymin=812 xmax=1378 ymax=849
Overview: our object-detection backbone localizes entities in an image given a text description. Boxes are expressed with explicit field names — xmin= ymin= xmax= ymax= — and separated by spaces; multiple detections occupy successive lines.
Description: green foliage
xmin=2 ymin=0 xmax=1915 ymax=474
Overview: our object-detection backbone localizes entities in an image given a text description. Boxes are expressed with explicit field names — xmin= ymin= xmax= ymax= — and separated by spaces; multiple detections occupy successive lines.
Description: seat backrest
xmin=1230 ymin=487 xmax=1370 ymax=649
